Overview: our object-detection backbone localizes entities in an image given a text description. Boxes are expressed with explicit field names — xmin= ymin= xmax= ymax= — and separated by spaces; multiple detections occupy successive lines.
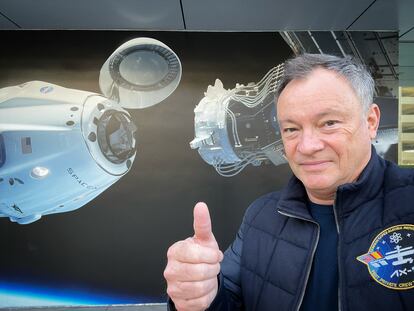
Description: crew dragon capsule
xmin=0 ymin=38 xmax=181 ymax=224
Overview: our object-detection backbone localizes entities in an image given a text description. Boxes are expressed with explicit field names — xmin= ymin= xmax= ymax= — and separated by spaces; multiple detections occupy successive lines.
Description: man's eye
xmin=283 ymin=128 xmax=297 ymax=133
xmin=324 ymin=120 xmax=338 ymax=127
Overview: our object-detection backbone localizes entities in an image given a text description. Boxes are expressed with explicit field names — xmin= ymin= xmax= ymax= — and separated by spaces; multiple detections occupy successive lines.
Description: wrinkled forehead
xmin=275 ymin=69 xmax=363 ymax=119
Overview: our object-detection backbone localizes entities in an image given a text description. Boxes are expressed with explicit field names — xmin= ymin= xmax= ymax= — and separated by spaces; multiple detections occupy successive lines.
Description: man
xmin=164 ymin=54 xmax=414 ymax=310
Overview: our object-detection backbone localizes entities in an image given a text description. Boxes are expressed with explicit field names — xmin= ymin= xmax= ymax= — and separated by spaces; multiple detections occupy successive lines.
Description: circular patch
xmin=357 ymin=224 xmax=414 ymax=290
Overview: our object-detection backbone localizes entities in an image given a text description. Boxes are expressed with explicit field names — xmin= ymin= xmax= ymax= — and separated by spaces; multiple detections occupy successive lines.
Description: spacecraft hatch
xmin=100 ymin=37 xmax=181 ymax=109
xmin=0 ymin=38 xmax=181 ymax=224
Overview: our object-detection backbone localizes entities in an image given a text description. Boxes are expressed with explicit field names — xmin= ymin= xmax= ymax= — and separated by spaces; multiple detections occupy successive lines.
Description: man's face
xmin=277 ymin=68 xmax=380 ymax=202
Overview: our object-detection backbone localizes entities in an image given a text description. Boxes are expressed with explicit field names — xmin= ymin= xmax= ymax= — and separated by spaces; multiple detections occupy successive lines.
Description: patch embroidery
xmin=357 ymin=224 xmax=414 ymax=290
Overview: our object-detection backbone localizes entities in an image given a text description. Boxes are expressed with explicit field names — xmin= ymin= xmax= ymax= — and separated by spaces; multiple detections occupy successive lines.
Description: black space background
xmin=0 ymin=31 xmax=294 ymax=302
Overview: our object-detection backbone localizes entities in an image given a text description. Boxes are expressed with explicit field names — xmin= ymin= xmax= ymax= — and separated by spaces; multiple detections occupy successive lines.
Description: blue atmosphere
xmin=0 ymin=281 xmax=163 ymax=307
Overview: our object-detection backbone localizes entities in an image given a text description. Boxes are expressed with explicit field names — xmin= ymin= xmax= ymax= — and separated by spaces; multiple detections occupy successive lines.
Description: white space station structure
xmin=190 ymin=64 xmax=398 ymax=177
xmin=0 ymin=38 xmax=181 ymax=224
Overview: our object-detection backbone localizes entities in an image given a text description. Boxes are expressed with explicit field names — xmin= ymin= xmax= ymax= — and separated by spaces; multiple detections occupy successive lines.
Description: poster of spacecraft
xmin=0 ymin=31 xmax=398 ymax=307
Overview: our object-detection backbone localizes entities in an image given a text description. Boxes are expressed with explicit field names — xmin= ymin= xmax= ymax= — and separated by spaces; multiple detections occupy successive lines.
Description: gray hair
xmin=276 ymin=53 xmax=375 ymax=113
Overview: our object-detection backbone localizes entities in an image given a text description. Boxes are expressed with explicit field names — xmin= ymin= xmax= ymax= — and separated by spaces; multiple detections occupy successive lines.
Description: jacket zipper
xmin=333 ymin=196 xmax=342 ymax=311
xmin=277 ymin=210 xmax=320 ymax=311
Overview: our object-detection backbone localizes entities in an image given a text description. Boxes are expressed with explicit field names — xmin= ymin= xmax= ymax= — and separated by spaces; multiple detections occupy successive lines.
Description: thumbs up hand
xmin=164 ymin=202 xmax=223 ymax=311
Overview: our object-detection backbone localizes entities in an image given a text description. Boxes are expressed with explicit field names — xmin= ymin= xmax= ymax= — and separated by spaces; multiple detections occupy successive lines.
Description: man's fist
xmin=164 ymin=202 xmax=223 ymax=311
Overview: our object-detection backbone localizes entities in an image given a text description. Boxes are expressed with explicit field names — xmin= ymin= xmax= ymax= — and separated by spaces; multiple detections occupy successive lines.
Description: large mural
xmin=0 ymin=30 xmax=398 ymax=307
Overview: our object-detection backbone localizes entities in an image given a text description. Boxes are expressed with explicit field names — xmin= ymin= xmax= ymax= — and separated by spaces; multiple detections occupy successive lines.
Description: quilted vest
xmin=211 ymin=150 xmax=414 ymax=311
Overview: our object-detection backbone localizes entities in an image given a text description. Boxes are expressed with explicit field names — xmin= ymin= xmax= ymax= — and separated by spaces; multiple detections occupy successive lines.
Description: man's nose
xmin=297 ymin=129 xmax=324 ymax=155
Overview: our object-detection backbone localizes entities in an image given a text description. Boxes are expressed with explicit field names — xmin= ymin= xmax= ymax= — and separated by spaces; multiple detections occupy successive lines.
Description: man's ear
xmin=367 ymin=103 xmax=381 ymax=139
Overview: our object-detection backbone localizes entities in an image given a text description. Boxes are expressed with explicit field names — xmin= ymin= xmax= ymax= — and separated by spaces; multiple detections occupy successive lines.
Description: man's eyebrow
xmin=278 ymin=108 xmax=346 ymax=124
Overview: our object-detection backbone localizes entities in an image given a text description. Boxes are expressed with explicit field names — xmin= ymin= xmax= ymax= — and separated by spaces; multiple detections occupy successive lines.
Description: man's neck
xmin=306 ymin=191 xmax=334 ymax=205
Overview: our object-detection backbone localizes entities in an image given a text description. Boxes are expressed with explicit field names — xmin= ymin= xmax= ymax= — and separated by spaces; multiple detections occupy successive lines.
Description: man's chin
xmin=300 ymin=176 xmax=336 ymax=193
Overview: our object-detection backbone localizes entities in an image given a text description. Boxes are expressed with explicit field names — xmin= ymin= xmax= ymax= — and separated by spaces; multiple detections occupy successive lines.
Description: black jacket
xmin=209 ymin=150 xmax=414 ymax=310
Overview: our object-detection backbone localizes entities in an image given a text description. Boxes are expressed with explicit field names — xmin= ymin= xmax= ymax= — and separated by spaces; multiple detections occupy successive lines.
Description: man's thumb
xmin=193 ymin=202 xmax=216 ymax=244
